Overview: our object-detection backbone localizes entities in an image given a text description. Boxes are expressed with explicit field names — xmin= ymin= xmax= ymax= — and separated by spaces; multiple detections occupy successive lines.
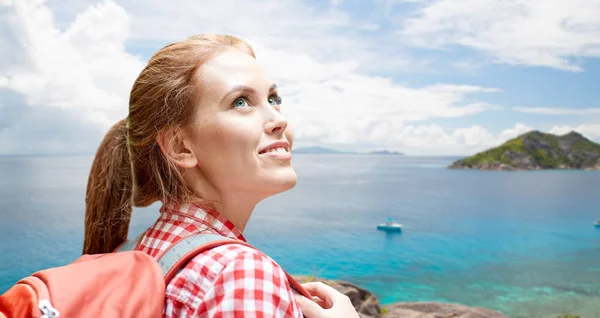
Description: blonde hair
xmin=83 ymin=35 xmax=255 ymax=254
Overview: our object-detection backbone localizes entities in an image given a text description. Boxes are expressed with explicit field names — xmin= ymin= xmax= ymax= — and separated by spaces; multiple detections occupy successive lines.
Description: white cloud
xmin=1 ymin=0 xmax=505 ymax=155
xmin=0 ymin=99 xmax=103 ymax=155
xmin=114 ymin=0 xmax=354 ymax=62
xmin=498 ymin=123 xmax=534 ymax=141
xmin=513 ymin=107 xmax=600 ymax=115
xmin=390 ymin=122 xmax=600 ymax=155
xmin=251 ymin=42 xmax=502 ymax=150
xmin=399 ymin=0 xmax=600 ymax=71
xmin=374 ymin=122 xmax=600 ymax=156
xmin=549 ymin=124 xmax=600 ymax=140
xmin=353 ymin=123 xmax=534 ymax=155
xmin=450 ymin=61 xmax=486 ymax=74
xmin=1 ymin=1 xmax=596 ymax=155
xmin=293 ymin=120 xmax=535 ymax=156
xmin=360 ymin=24 xmax=380 ymax=31
xmin=390 ymin=123 xmax=599 ymax=156
xmin=0 ymin=0 xmax=145 ymax=130
xmin=45 ymin=0 xmax=425 ymax=75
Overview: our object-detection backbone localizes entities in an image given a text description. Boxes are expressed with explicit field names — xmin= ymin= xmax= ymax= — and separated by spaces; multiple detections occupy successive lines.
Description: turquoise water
xmin=1 ymin=155 xmax=599 ymax=317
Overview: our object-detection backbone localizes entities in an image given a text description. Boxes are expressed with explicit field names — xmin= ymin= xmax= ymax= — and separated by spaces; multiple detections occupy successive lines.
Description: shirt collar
xmin=160 ymin=201 xmax=247 ymax=242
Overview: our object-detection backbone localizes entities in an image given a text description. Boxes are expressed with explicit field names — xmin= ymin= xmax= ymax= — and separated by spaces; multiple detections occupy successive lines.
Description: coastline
xmin=292 ymin=275 xmax=597 ymax=318
xmin=293 ymin=275 xmax=509 ymax=318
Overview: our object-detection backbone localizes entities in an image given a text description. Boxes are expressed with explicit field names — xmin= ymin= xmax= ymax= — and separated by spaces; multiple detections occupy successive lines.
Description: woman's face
xmin=185 ymin=48 xmax=297 ymax=200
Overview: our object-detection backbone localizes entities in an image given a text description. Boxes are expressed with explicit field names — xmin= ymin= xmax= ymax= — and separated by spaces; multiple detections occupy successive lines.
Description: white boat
xmin=377 ymin=218 xmax=402 ymax=232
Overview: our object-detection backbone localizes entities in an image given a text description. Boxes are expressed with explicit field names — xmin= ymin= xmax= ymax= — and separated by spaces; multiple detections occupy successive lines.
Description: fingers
xmin=311 ymin=296 xmax=328 ymax=309
xmin=295 ymin=284 xmax=359 ymax=318
xmin=301 ymin=282 xmax=335 ymax=297
xmin=294 ymin=294 xmax=323 ymax=318
xmin=300 ymin=282 xmax=338 ymax=307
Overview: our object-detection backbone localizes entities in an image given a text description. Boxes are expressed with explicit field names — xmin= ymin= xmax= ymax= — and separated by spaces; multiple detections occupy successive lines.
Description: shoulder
xmin=165 ymin=242 xmax=302 ymax=317
xmin=178 ymin=242 xmax=289 ymax=289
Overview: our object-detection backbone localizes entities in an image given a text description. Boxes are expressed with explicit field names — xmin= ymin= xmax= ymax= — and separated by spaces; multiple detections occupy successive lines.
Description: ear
xmin=156 ymin=127 xmax=198 ymax=169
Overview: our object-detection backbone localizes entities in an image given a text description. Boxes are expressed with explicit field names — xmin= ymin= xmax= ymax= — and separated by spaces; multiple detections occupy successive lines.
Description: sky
xmin=1 ymin=0 xmax=599 ymax=155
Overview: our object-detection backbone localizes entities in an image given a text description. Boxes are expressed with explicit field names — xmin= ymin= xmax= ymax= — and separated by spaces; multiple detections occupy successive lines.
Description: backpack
xmin=0 ymin=233 xmax=311 ymax=318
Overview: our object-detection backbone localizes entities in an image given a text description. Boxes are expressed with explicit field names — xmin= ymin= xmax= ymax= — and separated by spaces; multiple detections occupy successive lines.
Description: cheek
xmin=207 ymin=118 xmax=260 ymax=156
xmin=285 ymin=125 xmax=294 ymax=146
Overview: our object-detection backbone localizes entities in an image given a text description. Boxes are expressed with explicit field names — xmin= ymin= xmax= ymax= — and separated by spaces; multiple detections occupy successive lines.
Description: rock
xmin=291 ymin=277 xmax=509 ymax=318
xmin=292 ymin=276 xmax=381 ymax=318
xmin=584 ymin=158 xmax=600 ymax=170
xmin=502 ymin=150 xmax=537 ymax=169
xmin=558 ymin=131 xmax=584 ymax=153
xmin=383 ymin=302 xmax=509 ymax=318
xmin=327 ymin=280 xmax=381 ymax=318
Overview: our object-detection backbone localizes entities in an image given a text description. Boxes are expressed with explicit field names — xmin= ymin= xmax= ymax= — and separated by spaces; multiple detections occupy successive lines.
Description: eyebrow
xmin=219 ymin=84 xmax=278 ymax=103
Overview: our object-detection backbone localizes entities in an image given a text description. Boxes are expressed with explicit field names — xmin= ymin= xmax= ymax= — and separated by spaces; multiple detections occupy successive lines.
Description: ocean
xmin=1 ymin=155 xmax=599 ymax=317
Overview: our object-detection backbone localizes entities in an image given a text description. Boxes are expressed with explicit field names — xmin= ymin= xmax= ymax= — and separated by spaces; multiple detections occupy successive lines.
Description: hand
xmin=294 ymin=282 xmax=360 ymax=318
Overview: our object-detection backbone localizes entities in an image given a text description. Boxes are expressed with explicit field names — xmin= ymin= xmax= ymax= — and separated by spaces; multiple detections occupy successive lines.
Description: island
xmin=369 ymin=150 xmax=403 ymax=155
xmin=292 ymin=146 xmax=355 ymax=154
xmin=448 ymin=130 xmax=600 ymax=171
xmin=292 ymin=147 xmax=404 ymax=155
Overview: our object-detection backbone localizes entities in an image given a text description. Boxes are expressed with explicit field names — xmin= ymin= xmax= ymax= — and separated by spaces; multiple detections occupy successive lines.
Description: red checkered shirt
xmin=134 ymin=202 xmax=304 ymax=318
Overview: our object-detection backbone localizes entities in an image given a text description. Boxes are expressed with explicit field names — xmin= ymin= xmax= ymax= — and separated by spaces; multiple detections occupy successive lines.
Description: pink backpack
xmin=0 ymin=233 xmax=311 ymax=318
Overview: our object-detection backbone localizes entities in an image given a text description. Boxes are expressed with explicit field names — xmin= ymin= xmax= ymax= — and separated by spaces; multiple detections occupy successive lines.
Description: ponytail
xmin=83 ymin=119 xmax=133 ymax=254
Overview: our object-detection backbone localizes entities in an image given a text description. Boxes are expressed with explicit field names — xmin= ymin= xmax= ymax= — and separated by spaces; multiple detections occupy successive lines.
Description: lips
xmin=259 ymin=141 xmax=290 ymax=154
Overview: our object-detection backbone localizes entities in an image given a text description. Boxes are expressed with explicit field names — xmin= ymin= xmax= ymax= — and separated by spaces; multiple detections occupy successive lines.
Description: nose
xmin=264 ymin=106 xmax=288 ymax=135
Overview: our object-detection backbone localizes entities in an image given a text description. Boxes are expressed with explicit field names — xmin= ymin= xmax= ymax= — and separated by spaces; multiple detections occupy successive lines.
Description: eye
xmin=232 ymin=97 xmax=249 ymax=108
xmin=268 ymin=95 xmax=282 ymax=106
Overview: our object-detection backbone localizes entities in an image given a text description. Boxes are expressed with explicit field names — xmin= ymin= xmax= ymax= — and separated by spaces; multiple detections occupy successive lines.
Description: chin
xmin=263 ymin=168 xmax=297 ymax=196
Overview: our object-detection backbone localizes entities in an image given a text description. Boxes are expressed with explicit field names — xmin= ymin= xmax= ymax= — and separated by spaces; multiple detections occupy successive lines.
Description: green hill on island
xmin=449 ymin=130 xmax=600 ymax=171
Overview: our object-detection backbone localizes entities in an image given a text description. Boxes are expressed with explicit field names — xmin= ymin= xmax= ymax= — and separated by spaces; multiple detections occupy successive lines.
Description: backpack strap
xmin=115 ymin=231 xmax=312 ymax=299
xmin=157 ymin=233 xmax=232 ymax=281
xmin=115 ymin=232 xmax=145 ymax=252
xmin=157 ymin=233 xmax=313 ymax=299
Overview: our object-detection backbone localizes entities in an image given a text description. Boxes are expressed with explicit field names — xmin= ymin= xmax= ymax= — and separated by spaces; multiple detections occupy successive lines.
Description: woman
xmin=82 ymin=34 xmax=359 ymax=318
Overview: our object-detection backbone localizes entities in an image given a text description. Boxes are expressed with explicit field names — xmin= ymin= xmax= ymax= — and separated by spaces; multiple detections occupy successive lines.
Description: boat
xmin=377 ymin=218 xmax=402 ymax=232
xmin=595 ymin=220 xmax=600 ymax=228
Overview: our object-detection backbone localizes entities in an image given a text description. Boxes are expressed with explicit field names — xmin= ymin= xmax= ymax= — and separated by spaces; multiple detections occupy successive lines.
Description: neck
xmin=212 ymin=192 xmax=260 ymax=233
xmin=184 ymin=169 xmax=260 ymax=233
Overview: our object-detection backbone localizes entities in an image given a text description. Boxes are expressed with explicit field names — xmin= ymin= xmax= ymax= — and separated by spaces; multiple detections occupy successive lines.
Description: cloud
xmin=377 ymin=123 xmax=600 ymax=156
xmin=352 ymin=123 xmax=535 ymax=156
xmin=46 ymin=0 xmax=428 ymax=75
xmin=291 ymin=120 xmax=536 ymax=156
xmin=549 ymin=124 xmax=600 ymax=140
xmin=360 ymin=24 xmax=380 ymax=31
xmin=1 ymin=1 xmax=595 ymax=156
xmin=249 ymin=43 xmax=503 ymax=151
xmin=399 ymin=0 xmax=600 ymax=71
xmin=450 ymin=61 xmax=486 ymax=74
xmin=0 ymin=0 xmax=145 ymax=131
xmin=512 ymin=107 xmax=600 ymax=115
xmin=497 ymin=123 xmax=534 ymax=141
xmin=256 ymin=42 xmax=500 ymax=125
xmin=1 ymin=0 xmax=505 ymax=155
xmin=0 ymin=89 xmax=103 ymax=155
xmin=0 ymin=109 xmax=103 ymax=156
